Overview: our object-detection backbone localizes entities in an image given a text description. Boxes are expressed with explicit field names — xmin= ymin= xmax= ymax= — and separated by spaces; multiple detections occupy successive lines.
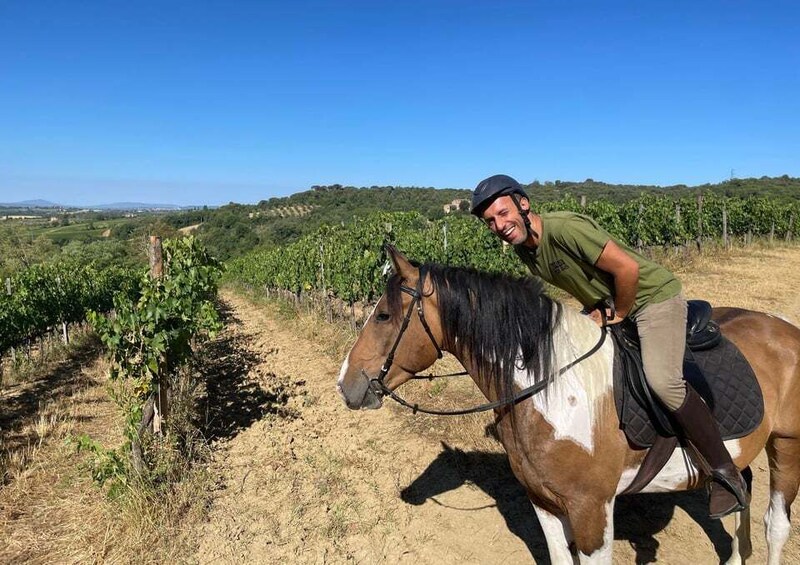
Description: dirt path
xmin=194 ymin=246 xmax=800 ymax=564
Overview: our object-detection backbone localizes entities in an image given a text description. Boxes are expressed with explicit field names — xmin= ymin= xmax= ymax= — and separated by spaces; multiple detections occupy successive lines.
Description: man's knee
xmin=648 ymin=376 xmax=686 ymax=411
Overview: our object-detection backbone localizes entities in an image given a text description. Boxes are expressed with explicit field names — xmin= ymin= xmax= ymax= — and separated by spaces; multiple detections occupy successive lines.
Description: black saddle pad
xmin=613 ymin=331 xmax=764 ymax=449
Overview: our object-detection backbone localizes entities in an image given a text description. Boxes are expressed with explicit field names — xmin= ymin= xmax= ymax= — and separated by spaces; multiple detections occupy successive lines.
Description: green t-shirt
xmin=514 ymin=211 xmax=681 ymax=316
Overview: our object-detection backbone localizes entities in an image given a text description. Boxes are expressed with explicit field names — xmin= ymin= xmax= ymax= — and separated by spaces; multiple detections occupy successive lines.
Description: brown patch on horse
xmin=495 ymin=390 xmax=629 ymax=553
xmin=714 ymin=308 xmax=800 ymax=479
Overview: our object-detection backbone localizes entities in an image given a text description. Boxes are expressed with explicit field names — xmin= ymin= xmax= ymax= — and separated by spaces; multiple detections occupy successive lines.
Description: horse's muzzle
xmin=338 ymin=370 xmax=383 ymax=410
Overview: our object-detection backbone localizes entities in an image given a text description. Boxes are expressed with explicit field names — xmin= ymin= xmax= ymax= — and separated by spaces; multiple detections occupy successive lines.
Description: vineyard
xmin=85 ymin=236 xmax=223 ymax=479
xmin=4 ymin=197 xmax=800 ymax=562
xmin=0 ymin=261 xmax=139 ymax=357
xmin=1 ymin=236 xmax=222 ymax=483
xmin=226 ymin=193 xmax=800 ymax=305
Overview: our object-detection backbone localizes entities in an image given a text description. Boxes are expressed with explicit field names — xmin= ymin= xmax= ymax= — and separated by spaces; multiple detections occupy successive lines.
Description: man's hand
xmin=587 ymin=308 xmax=625 ymax=327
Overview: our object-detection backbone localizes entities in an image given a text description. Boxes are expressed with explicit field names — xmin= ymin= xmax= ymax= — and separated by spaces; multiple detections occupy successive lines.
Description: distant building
xmin=443 ymin=198 xmax=468 ymax=214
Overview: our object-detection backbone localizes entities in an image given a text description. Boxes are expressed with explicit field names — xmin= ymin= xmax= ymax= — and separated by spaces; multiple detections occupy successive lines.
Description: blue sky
xmin=1 ymin=1 xmax=798 ymax=206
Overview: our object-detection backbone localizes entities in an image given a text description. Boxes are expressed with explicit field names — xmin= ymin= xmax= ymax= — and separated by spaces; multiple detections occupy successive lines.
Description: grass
xmin=325 ymin=499 xmax=360 ymax=538
xmin=0 ymin=330 xmax=216 ymax=564
xmin=0 ymin=397 xmax=72 ymax=483
xmin=1 ymin=324 xmax=97 ymax=389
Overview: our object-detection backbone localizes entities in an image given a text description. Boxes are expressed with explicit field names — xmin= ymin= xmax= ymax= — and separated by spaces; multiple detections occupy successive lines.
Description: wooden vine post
xmin=636 ymin=202 xmax=644 ymax=251
xmin=722 ymin=205 xmax=729 ymax=249
xmin=131 ymin=236 xmax=165 ymax=474
xmin=149 ymin=236 xmax=169 ymax=434
xmin=1 ymin=278 xmax=7 ymax=377
xmin=5 ymin=278 xmax=15 ymax=363
xmin=696 ymin=193 xmax=704 ymax=251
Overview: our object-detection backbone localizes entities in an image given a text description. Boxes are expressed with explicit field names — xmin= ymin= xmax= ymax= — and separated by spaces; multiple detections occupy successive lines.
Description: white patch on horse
xmin=578 ymin=499 xmax=615 ymax=564
xmin=516 ymin=306 xmax=614 ymax=454
xmin=764 ymin=491 xmax=791 ymax=565
xmin=532 ymin=504 xmax=574 ymax=564
xmin=617 ymin=439 xmax=743 ymax=495
xmin=336 ymin=356 xmax=350 ymax=401
xmin=725 ymin=438 xmax=742 ymax=460
xmin=617 ymin=447 xmax=696 ymax=494
xmin=336 ymin=304 xmax=376 ymax=397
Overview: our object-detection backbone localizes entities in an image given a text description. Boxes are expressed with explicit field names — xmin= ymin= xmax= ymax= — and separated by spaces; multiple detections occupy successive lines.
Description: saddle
xmin=610 ymin=300 xmax=764 ymax=493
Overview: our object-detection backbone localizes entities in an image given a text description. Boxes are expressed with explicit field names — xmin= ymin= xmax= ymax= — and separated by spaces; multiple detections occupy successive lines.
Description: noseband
xmin=364 ymin=266 xmax=608 ymax=416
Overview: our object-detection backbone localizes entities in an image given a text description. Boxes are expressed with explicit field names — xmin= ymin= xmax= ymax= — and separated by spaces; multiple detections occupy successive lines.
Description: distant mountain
xmin=0 ymin=199 xmax=63 ymax=207
xmin=0 ymin=200 xmax=195 ymax=210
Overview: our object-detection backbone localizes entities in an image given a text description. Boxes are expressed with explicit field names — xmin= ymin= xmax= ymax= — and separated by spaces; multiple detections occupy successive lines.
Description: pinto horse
xmin=337 ymin=248 xmax=800 ymax=564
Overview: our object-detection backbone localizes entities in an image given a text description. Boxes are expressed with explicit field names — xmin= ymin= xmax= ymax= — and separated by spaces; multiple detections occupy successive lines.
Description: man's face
xmin=481 ymin=195 xmax=529 ymax=245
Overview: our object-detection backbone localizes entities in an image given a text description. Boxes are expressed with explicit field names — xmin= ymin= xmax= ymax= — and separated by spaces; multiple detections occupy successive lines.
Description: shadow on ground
xmin=0 ymin=336 xmax=102 ymax=469
xmin=401 ymin=443 xmax=735 ymax=564
xmin=197 ymin=300 xmax=297 ymax=443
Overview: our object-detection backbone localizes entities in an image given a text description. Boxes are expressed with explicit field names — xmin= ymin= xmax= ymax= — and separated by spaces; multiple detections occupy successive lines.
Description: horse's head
xmin=337 ymin=247 xmax=444 ymax=410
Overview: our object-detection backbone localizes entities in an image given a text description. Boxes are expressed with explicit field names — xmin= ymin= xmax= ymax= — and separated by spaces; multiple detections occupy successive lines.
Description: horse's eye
xmin=375 ymin=312 xmax=391 ymax=322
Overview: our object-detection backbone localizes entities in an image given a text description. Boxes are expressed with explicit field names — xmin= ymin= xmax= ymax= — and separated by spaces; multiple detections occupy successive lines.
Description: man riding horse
xmin=471 ymin=173 xmax=748 ymax=519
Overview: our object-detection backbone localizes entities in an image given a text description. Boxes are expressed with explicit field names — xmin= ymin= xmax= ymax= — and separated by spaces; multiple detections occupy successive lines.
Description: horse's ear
xmin=386 ymin=245 xmax=414 ymax=278
xmin=440 ymin=441 xmax=463 ymax=455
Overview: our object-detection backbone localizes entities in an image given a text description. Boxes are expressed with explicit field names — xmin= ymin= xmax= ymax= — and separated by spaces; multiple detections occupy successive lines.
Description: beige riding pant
xmin=631 ymin=294 xmax=688 ymax=411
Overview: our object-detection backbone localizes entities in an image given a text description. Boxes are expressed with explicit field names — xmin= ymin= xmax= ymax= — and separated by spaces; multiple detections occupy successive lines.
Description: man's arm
xmin=593 ymin=240 xmax=639 ymax=323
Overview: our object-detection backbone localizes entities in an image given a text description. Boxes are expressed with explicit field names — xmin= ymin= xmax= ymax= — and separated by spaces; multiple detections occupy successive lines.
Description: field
xmin=28 ymin=217 xmax=132 ymax=242
xmin=2 ymin=245 xmax=800 ymax=563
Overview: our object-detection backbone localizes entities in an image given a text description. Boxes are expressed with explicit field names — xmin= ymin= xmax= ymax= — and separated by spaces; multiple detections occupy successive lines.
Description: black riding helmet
xmin=470 ymin=174 xmax=529 ymax=217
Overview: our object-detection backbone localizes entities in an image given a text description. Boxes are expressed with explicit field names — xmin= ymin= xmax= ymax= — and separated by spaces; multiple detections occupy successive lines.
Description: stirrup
xmin=708 ymin=473 xmax=749 ymax=519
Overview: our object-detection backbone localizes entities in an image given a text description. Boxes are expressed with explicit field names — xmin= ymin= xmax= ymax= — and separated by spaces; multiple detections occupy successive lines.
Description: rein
xmin=364 ymin=268 xmax=608 ymax=416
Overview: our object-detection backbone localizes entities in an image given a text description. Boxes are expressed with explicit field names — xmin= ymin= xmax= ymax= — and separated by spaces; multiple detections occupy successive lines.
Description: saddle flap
xmin=612 ymin=329 xmax=764 ymax=449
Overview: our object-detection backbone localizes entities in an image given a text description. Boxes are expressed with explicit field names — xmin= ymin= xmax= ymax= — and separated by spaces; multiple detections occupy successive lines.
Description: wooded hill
xmin=258 ymin=175 xmax=800 ymax=208
xmin=180 ymin=175 xmax=800 ymax=260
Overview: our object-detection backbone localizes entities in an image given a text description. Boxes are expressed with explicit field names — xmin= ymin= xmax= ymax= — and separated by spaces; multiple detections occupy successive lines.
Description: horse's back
xmin=714 ymin=305 xmax=798 ymax=329
xmin=713 ymin=306 xmax=800 ymax=353
xmin=713 ymin=306 xmax=800 ymax=440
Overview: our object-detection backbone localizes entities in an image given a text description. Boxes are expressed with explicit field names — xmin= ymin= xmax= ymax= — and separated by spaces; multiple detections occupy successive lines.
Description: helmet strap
xmin=511 ymin=194 xmax=538 ymax=241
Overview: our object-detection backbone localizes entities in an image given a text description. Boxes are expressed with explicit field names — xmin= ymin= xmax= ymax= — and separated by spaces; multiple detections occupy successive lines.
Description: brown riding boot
xmin=671 ymin=386 xmax=749 ymax=519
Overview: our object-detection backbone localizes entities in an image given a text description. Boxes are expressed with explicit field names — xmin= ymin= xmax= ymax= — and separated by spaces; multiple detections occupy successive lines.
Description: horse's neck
xmin=551 ymin=305 xmax=612 ymax=389
xmin=526 ymin=304 xmax=616 ymax=454
xmin=450 ymin=302 xmax=614 ymax=404
xmin=449 ymin=302 xmax=615 ymax=454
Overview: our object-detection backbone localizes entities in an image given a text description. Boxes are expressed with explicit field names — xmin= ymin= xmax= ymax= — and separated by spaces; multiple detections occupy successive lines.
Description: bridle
xmin=365 ymin=265 xmax=441 ymax=398
xmin=364 ymin=266 xmax=609 ymax=416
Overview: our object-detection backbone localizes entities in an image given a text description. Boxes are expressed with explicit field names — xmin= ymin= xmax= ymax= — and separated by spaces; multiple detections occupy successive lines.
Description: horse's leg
xmin=568 ymin=497 xmax=615 ymax=564
xmin=532 ymin=503 xmax=576 ymax=564
xmin=530 ymin=497 xmax=616 ymax=565
xmin=726 ymin=507 xmax=752 ymax=565
xmin=764 ymin=437 xmax=800 ymax=565
xmin=726 ymin=466 xmax=753 ymax=565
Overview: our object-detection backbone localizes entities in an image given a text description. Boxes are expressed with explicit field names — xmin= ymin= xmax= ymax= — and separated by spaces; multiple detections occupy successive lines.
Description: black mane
xmin=387 ymin=263 xmax=561 ymax=403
